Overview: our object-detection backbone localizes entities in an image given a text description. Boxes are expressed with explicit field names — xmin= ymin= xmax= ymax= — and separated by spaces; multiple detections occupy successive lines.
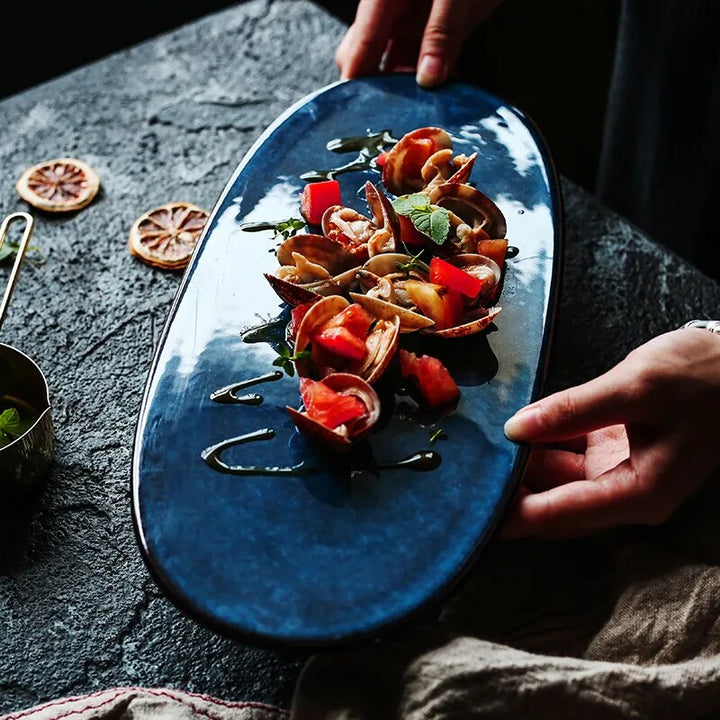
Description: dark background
xmin=3 ymin=0 xmax=621 ymax=195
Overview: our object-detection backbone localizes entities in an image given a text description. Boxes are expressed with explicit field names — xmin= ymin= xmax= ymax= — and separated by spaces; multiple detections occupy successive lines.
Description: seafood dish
xmin=262 ymin=126 xmax=511 ymax=450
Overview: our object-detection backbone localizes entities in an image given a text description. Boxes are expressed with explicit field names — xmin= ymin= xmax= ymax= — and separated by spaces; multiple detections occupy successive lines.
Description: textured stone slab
xmin=0 ymin=0 xmax=717 ymax=715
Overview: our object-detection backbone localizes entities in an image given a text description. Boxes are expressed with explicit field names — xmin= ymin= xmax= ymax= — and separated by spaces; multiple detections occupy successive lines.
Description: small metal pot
xmin=0 ymin=213 xmax=54 ymax=498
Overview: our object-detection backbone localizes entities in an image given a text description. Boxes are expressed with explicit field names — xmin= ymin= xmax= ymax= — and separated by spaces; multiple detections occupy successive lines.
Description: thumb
xmin=503 ymin=367 xmax=637 ymax=444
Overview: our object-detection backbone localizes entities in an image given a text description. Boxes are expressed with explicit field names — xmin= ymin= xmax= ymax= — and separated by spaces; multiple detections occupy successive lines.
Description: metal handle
xmin=0 ymin=212 xmax=35 ymax=331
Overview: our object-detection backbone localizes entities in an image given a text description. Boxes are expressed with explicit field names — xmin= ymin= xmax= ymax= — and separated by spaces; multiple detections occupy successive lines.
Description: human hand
xmin=502 ymin=328 xmax=720 ymax=539
xmin=335 ymin=0 xmax=503 ymax=88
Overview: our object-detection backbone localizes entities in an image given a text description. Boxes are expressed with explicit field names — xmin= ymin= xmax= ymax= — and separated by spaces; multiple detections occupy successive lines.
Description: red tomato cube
xmin=429 ymin=256 xmax=484 ymax=300
xmin=399 ymin=349 xmax=460 ymax=407
xmin=300 ymin=180 xmax=342 ymax=225
xmin=299 ymin=377 xmax=366 ymax=429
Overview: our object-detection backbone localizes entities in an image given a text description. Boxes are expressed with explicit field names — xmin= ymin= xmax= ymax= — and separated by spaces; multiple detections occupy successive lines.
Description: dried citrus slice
xmin=16 ymin=158 xmax=100 ymax=213
xmin=128 ymin=202 xmax=209 ymax=270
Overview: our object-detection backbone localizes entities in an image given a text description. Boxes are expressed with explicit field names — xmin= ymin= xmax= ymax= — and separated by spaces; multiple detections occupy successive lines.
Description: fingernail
xmin=504 ymin=406 xmax=542 ymax=441
xmin=417 ymin=54 xmax=445 ymax=87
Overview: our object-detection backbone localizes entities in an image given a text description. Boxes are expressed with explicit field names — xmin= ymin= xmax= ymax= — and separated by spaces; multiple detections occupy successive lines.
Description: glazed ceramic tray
xmin=131 ymin=74 xmax=562 ymax=647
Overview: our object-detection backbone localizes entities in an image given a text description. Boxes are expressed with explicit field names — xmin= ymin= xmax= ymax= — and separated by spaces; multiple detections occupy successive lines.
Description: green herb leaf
xmin=239 ymin=218 xmax=306 ymax=241
xmin=409 ymin=207 xmax=432 ymax=236
xmin=0 ymin=408 xmax=23 ymax=438
xmin=429 ymin=208 xmax=450 ymax=245
xmin=0 ymin=242 xmax=46 ymax=265
xmin=396 ymin=249 xmax=426 ymax=275
xmin=274 ymin=218 xmax=305 ymax=240
xmin=273 ymin=344 xmax=311 ymax=377
xmin=405 ymin=205 xmax=450 ymax=246
xmin=391 ymin=193 xmax=429 ymax=216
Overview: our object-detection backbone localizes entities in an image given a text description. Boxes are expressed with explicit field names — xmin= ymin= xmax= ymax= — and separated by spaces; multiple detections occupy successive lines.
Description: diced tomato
xmin=375 ymin=151 xmax=388 ymax=168
xmin=475 ymin=238 xmax=508 ymax=270
xmin=398 ymin=214 xmax=428 ymax=246
xmin=429 ymin=256 xmax=484 ymax=300
xmin=299 ymin=377 xmax=366 ymax=429
xmin=313 ymin=326 xmax=367 ymax=361
xmin=300 ymin=180 xmax=342 ymax=225
xmin=320 ymin=303 xmax=374 ymax=339
xmin=401 ymin=138 xmax=435 ymax=181
xmin=404 ymin=280 xmax=464 ymax=330
xmin=289 ymin=301 xmax=316 ymax=340
xmin=398 ymin=349 xmax=460 ymax=408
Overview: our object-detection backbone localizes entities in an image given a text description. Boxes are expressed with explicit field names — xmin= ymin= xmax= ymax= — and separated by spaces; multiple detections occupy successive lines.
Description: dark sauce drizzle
xmin=300 ymin=129 xmax=397 ymax=182
xmin=201 ymin=428 xmax=307 ymax=476
xmin=202 ymin=370 xmax=442 ymax=476
xmin=210 ymin=370 xmax=283 ymax=405
xmin=506 ymin=245 xmax=519 ymax=258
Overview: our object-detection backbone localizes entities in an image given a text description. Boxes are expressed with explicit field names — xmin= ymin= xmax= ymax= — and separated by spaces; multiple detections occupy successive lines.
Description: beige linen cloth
xmin=6 ymin=476 xmax=720 ymax=720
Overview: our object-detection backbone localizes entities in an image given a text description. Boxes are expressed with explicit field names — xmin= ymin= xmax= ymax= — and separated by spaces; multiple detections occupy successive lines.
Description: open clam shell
xmin=350 ymin=292 xmax=434 ymax=333
xmin=276 ymin=233 xmax=358 ymax=274
xmin=294 ymin=295 xmax=400 ymax=384
xmin=267 ymin=232 xmax=363 ymax=305
xmin=264 ymin=272 xmax=322 ymax=306
xmin=446 ymin=253 xmax=502 ymax=303
xmin=364 ymin=181 xmax=401 ymax=256
xmin=361 ymin=252 xmax=430 ymax=278
xmin=321 ymin=205 xmax=374 ymax=258
xmin=426 ymin=306 xmax=502 ymax=339
xmin=286 ymin=373 xmax=381 ymax=452
xmin=421 ymin=150 xmax=477 ymax=189
xmin=426 ymin=182 xmax=507 ymax=240
xmin=382 ymin=127 xmax=453 ymax=195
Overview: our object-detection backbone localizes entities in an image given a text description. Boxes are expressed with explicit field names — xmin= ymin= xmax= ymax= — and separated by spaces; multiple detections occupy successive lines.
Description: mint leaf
xmin=391 ymin=193 xmax=429 ymax=216
xmin=429 ymin=207 xmax=450 ymax=245
xmin=403 ymin=204 xmax=450 ymax=246
xmin=409 ymin=207 xmax=432 ymax=237
xmin=0 ymin=408 xmax=22 ymax=437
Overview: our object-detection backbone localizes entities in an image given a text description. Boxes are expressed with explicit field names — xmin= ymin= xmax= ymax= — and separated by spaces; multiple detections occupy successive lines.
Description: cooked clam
xmin=426 ymin=182 xmax=507 ymax=244
xmin=421 ymin=150 xmax=477 ymax=190
xmin=266 ymin=233 xmax=362 ymax=305
xmin=382 ymin=127 xmax=453 ymax=195
xmin=445 ymin=253 xmax=502 ymax=304
xmin=428 ymin=306 xmax=502 ymax=339
xmin=293 ymin=295 xmax=400 ymax=384
xmin=286 ymin=372 xmax=381 ymax=451
xmin=321 ymin=205 xmax=374 ymax=259
xmin=364 ymin=181 xmax=401 ymax=256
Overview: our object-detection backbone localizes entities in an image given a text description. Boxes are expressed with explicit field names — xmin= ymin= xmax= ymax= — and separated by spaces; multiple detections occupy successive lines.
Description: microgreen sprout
xmin=396 ymin=248 xmax=426 ymax=275
xmin=272 ymin=343 xmax=311 ymax=377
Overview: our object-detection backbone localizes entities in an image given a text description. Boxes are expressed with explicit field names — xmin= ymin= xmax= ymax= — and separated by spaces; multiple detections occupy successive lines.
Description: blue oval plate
xmin=131 ymin=74 xmax=562 ymax=647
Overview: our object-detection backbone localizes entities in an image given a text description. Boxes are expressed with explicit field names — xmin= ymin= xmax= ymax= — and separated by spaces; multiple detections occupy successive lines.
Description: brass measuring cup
xmin=0 ymin=212 xmax=53 ymax=497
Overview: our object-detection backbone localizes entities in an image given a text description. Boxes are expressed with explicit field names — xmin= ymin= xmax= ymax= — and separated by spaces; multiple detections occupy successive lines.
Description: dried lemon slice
xmin=128 ymin=202 xmax=209 ymax=270
xmin=16 ymin=158 xmax=100 ymax=213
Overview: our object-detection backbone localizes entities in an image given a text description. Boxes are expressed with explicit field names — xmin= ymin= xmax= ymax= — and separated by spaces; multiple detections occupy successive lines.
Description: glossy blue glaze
xmin=131 ymin=74 xmax=562 ymax=646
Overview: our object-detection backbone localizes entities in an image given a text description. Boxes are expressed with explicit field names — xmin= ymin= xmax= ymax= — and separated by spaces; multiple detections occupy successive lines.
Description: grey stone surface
xmin=0 ymin=0 xmax=717 ymax=715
